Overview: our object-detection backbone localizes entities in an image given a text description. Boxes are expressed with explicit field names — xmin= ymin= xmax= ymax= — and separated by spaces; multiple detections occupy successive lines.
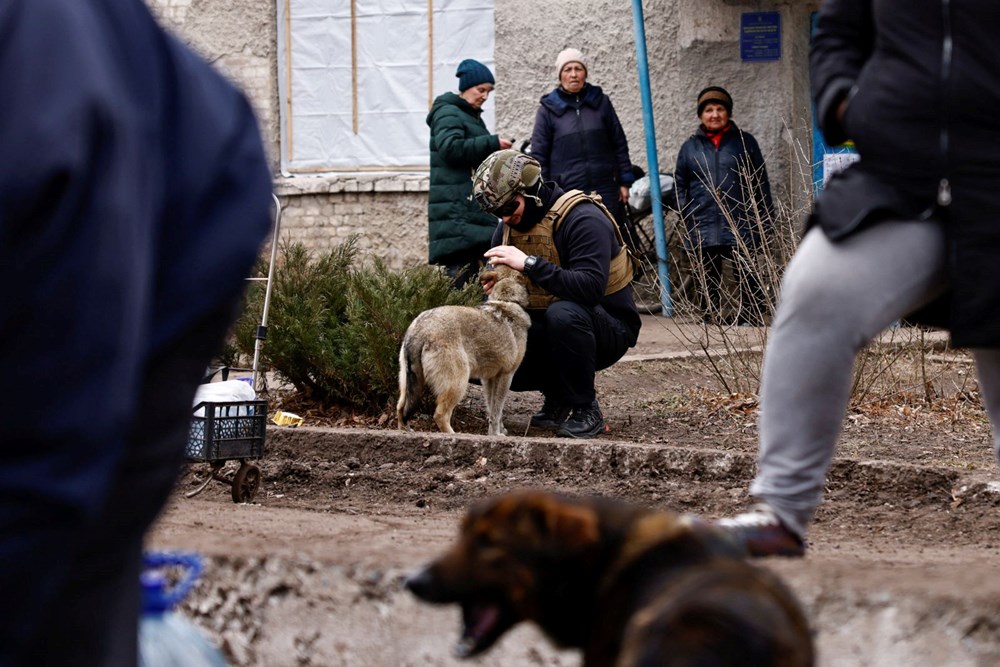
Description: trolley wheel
xmin=231 ymin=462 xmax=261 ymax=503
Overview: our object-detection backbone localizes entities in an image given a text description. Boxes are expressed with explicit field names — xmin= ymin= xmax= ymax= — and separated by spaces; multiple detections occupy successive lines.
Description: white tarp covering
xmin=276 ymin=0 xmax=496 ymax=175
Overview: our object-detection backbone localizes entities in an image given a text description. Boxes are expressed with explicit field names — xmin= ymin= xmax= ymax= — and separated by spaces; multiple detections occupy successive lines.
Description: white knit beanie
xmin=555 ymin=48 xmax=586 ymax=79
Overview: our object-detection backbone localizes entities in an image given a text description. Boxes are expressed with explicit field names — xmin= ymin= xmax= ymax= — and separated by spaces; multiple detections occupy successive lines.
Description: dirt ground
xmin=149 ymin=319 xmax=1000 ymax=666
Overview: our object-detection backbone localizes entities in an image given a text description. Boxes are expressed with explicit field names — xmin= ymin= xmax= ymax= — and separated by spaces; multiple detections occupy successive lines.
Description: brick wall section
xmin=217 ymin=54 xmax=275 ymax=160
xmin=275 ymin=175 xmax=431 ymax=270
xmin=145 ymin=0 xmax=433 ymax=269
xmin=147 ymin=0 xmax=191 ymax=24
xmin=145 ymin=0 xmax=279 ymax=166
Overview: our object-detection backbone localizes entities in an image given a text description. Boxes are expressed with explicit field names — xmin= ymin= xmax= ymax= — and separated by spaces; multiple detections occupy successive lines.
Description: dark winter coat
xmin=0 ymin=0 xmax=273 ymax=655
xmin=530 ymin=84 xmax=634 ymax=222
xmin=673 ymin=123 xmax=774 ymax=250
xmin=426 ymin=92 xmax=502 ymax=264
xmin=811 ymin=0 xmax=1000 ymax=347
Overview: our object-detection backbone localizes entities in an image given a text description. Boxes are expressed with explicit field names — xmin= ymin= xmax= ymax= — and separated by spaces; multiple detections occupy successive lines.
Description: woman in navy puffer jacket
xmin=530 ymin=48 xmax=634 ymax=235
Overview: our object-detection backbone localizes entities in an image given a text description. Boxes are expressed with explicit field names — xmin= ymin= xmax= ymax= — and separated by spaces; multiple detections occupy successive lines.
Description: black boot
xmin=556 ymin=400 xmax=605 ymax=439
xmin=530 ymin=398 xmax=571 ymax=428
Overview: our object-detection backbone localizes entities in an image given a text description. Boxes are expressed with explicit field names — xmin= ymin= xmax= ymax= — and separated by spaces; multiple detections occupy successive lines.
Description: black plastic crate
xmin=187 ymin=400 xmax=267 ymax=461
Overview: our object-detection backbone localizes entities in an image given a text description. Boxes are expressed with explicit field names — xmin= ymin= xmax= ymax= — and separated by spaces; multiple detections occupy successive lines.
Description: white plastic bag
xmin=629 ymin=173 xmax=675 ymax=214
xmin=192 ymin=379 xmax=256 ymax=417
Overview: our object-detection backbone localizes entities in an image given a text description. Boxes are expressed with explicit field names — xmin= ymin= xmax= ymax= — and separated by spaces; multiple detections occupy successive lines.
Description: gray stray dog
xmin=397 ymin=265 xmax=530 ymax=435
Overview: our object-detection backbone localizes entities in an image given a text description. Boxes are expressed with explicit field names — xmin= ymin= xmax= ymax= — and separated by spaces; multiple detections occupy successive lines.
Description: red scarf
xmin=703 ymin=123 xmax=732 ymax=150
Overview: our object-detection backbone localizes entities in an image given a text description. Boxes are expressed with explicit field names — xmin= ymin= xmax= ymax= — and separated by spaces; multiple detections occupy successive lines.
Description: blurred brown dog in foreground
xmin=406 ymin=490 xmax=814 ymax=667
xmin=396 ymin=265 xmax=529 ymax=435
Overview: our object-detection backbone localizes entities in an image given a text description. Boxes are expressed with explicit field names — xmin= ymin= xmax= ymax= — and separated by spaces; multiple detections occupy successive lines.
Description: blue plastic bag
xmin=139 ymin=552 xmax=227 ymax=667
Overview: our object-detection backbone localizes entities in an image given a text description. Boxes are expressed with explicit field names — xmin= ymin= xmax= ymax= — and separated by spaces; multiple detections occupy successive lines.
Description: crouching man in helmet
xmin=473 ymin=149 xmax=642 ymax=438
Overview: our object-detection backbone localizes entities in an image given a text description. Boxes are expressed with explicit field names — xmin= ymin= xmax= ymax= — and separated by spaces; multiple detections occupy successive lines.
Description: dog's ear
xmin=479 ymin=492 xmax=600 ymax=554
xmin=522 ymin=494 xmax=600 ymax=550
xmin=479 ymin=269 xmax=499 ymax=284
xmin=547 ymin=501 xmax=600 ymax=549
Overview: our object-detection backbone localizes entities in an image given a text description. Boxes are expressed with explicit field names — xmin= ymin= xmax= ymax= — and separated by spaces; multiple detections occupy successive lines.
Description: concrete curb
xmin=265 ymin=426 xmax=996 ymax=510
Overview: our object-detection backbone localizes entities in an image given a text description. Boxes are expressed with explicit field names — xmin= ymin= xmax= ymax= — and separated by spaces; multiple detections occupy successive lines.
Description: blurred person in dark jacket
xmin=0 ymin=0 xmax=273 ymax=663
xmin=530 ymin=48 xmax=635 ymax=243
xmin=427 ymin=59 xmax=513 ymax=288
xmin=472 ymin=150 xmax=641 ymax=439
xmin=674 ymin=86 xmax=774 ymax=325
xmin=718 ymin=0 xmax=1000 ymax=558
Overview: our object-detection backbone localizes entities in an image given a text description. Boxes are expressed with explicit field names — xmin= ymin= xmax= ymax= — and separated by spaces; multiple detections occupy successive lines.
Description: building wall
xmin=146 ymin=0 xmax=819 ymax=270
xmin=148 ymin=0 xmax=279 ymax=166
xmin=494 ymin=0 xmax=820 ymax=213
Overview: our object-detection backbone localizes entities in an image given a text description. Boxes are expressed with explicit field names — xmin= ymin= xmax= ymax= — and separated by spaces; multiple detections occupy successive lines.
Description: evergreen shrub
xmin=233 ymin=237 xmax=482 ymax=412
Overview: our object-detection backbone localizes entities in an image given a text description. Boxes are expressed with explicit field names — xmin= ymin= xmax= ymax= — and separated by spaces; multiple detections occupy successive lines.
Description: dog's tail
xmin=396 ymin=335 xmax=425 ymax=427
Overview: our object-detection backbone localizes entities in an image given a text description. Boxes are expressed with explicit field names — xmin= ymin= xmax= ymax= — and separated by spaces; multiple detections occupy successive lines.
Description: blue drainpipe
xmin=631 ymin=0 xmax=672 ymax=316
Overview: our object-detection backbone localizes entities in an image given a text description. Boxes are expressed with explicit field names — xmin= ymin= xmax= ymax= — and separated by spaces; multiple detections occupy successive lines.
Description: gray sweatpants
xmin=750 ymin=221 xmax=1000 ymax=539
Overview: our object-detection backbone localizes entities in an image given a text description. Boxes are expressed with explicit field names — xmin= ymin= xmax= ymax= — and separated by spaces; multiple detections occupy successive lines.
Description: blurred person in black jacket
xmin=718 ymin=0 xmax=1000 ymax=559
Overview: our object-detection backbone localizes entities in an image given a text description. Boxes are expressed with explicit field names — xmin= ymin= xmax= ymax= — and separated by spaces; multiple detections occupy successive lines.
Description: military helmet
xmin=472 ymin=149 xmax=542 ymax=214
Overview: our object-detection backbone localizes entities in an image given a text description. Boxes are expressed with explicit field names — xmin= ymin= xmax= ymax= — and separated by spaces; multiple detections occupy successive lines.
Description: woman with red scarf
xmin=674 ymin=86 xmax=774 ymax=325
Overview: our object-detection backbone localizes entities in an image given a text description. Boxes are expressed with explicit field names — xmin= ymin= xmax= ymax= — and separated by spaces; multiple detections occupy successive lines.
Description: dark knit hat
xmin=697 ymin=86 xmax=733 ymax=115
xmin=456 ymin=59 xmax=495 ymax=92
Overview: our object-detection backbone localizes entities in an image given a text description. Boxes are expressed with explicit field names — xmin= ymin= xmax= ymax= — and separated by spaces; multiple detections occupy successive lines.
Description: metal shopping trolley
xmin=185 ymin=194 xmax=282 ymax=503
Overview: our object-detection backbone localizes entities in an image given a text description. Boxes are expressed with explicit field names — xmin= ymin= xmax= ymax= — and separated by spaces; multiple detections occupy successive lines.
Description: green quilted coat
xmin=426 ymin=92 xmax=501 ymax=264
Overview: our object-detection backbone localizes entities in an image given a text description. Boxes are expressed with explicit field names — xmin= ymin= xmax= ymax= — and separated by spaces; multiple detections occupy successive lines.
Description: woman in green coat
xmin=427 ymin=59 xmax=513 ymax=287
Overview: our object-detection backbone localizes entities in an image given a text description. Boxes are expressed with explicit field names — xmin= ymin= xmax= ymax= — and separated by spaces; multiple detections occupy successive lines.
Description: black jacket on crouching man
xmin=491 ymin=182 xmax=641 ymax=407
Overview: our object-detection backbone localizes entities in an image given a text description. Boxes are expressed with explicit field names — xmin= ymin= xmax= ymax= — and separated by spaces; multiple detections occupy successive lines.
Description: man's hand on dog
xmin=481 ymin=246 xmax=528 ymax=294
xmin=484 ymin=245 xmax=528 ymax=273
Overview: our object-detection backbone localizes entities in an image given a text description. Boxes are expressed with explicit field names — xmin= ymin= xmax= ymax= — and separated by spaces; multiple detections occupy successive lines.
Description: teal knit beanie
xmin=456 ymin=59 xmax=495 ymax=92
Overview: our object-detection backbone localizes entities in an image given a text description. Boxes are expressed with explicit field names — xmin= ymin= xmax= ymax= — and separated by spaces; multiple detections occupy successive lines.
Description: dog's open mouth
xmin=455 ymin=601 xmax=512 ymax=658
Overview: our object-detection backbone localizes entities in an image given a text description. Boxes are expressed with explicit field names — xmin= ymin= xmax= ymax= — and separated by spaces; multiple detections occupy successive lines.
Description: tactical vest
xmin=503 ymin=190 xmax=638 ymax=309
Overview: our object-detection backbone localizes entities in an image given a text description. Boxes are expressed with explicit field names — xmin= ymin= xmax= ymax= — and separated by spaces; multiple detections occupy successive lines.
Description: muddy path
xmin=150 ymin=422 xmax=1000 ymax=666
xmin=149 ymin=344 xmax=1000 ymax=666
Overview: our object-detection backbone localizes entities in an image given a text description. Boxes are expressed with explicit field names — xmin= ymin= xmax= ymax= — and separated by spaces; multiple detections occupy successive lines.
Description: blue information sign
xmin=741 ymin=11 xmax=781 ymax=62
xmin=809 ymin=11 xmax=857 ymax=191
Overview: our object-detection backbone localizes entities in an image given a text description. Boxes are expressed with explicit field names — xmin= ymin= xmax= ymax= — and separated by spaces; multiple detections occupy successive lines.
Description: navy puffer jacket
xmin=673 ymin=123 xmax=773 ymax=250
xmin=426 ymin=92 xmax=501 ymax=264
xmin=530 ymin=84 xmax=634 ymax=221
